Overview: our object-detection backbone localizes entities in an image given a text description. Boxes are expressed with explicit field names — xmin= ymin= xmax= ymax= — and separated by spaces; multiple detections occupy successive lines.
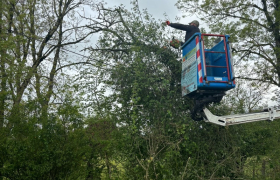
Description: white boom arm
xmin=203 ymin=107 xmax=280 ymax=126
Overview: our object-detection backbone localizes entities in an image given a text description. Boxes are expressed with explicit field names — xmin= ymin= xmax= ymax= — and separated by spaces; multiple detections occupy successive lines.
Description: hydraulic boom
xmin=203 ymin=107 xmax=280 ymax=126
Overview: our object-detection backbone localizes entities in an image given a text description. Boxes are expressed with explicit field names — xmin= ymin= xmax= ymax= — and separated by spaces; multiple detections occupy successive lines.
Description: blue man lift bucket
xmin=181 ymin=33 xmax=235 ymax=98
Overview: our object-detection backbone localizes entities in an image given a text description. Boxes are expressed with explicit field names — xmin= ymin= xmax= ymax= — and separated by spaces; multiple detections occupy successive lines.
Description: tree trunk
xmin=261 ymin=159 xmax=266 ymax=179
xmin=0 ymin=6 xmax=6 ymax=128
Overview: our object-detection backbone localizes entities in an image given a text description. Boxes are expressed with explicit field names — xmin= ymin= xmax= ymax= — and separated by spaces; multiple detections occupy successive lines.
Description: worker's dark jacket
xmin=169 ymin=23 xmax=200 ymax=44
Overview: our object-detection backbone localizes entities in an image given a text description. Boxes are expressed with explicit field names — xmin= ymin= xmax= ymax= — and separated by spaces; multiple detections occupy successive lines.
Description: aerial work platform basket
xmin=181 ymin=33 xmax=235 ymax=98
xmin=180 ymin=33 xmax=280 ymax=126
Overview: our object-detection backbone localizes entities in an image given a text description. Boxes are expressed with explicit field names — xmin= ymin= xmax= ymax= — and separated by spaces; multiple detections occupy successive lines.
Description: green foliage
xmin=0 ymin=100 xmax=87 ymax=180
xmin=1 ymin=0 xmax=280 ymax=180
xmin=84 ymin=116 xmax=122 ymax=179
xmin=86 ymin=2 xmax=280 ymax=179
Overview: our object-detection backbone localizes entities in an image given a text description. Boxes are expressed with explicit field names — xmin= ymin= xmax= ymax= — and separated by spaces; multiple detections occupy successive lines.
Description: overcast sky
xmin=105 ymin=0 xmax=198 ymax=25
xmin=83 ymin=0 xmax=199 ymax=50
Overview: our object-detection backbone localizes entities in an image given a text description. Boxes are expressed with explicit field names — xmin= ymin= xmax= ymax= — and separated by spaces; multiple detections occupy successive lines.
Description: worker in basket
xmin=166 ymin=20 xmax=200 ymax=48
